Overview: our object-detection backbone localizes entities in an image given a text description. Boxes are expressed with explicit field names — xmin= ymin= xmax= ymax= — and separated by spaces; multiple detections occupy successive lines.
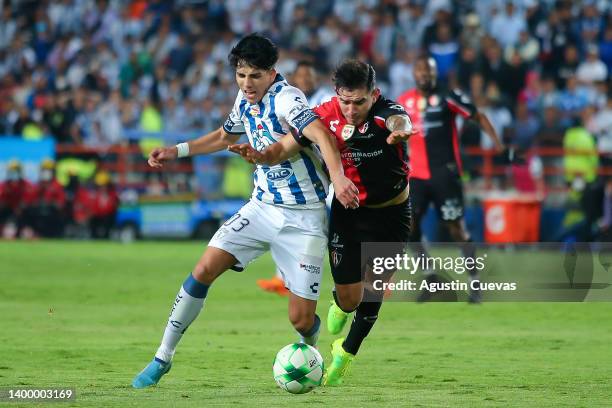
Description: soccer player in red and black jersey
xmin=229 ymin=60 xmax=414 ymax=385
xmin=397 ymin=56 xmax=504 ymax=303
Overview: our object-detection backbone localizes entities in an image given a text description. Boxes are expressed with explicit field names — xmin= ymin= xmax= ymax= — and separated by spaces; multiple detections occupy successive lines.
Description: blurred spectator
xmin=563 ymin=109 xmax=602 ymax=241
xmin=535 ymin=104 xmax=565 ymax=186
xmin=0 ymin=0 xmax=609 ymax=225
xmin=481 ymin=40 xmax=505 ymax=87
xmin=372 ymin=10 xmax=399 ymax=72
xmin=587 ymin=93 xmax=612 ymax=169
xmin=504 ymin=29 xmax=539 ymax=67
xmin=555 ymin=43 xmax=580 ymax=89
xmin=475 ymin=91 xmax=512 ymax=150
xmin=599 ymin=25 xmax=612 ymax=73
xmin=398 ymin=1 xmax=428 ymax=51
xmin=469 ymin=72 xmax=486 ymax=100
xmin=537 ymin=4 xmax=578 ymax=78
xmin=489 ymin=1 xmax=526 ymax=48
xmin=536 ymin=105 xmax=564 ymax=148
xmin=459 ymin=13 xmax=485 ymax=52
xmin=499 ymin=49 xmax=528 ymax=109
xmin=64 ymin=172 xmax=91 ymax=239
xmin=576 ymin=0 xmax=604 ymax=50
xmin=21 ymin=109 xmax=46 ymax=140
xmin=563 ymin=112 xmax=599 ymax=187
xmin=422 ymin=2 xmax=460 ymax=50
xmin=556 ymin=76 xmax=592 ymax=127
xmin=427 ymin=22 xmax=459 ymax=87
xmin=167 ymin=33 xmax=193 ymax=76
xmin=509 ymin=101 xmax=540 ymax=149
xmin=0 ymin=7 xmax=17 ymax=50
xmin=317 ymin=16 xmax=353 ymax=68
xmin=518 ymin=71 xmax=542 ymax=114
xmin=26 ymin=159 xmax=66 ymax=237
xmin=290 ymin=60 xmax=334 ymax=106
xmin=389 ymin=45 xmax=416 ymax=100
xmin=90 ymin=171 xmax=119 ymax=239
xmin=140 ymin=98 xmax=163 ymax=132
xmin=511 ymin=147 xmax=545 ymax=196
xmin=576 ymin=44 xmax=608 ymax=85
xmin=0 ymin=160 xmax=34 ymax=238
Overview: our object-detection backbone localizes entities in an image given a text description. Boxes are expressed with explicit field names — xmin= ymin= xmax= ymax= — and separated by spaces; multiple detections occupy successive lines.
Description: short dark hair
xmin=295 ymin=60 xmax=314 ymax=70
xmin=415 ymin=53 xmax=432 ymax=65
xmin=332 ymin=59 xmax=376 ymax=91
xmin=228 ymin=33 xmax=278 ymax=71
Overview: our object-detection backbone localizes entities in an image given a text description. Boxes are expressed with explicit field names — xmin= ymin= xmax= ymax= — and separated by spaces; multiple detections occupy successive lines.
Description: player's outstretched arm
xmin=148 ymin=127 xmax=241 ymax=168
xmin=302 ymin=119 xmax=359 ymax=209
xmin=228 ymin=135 xmax=302 ymax=166
xmin=474 ymin=111 xmax=504 ymax=152
xmin=386 ymin=114 xmax=415 ymax=144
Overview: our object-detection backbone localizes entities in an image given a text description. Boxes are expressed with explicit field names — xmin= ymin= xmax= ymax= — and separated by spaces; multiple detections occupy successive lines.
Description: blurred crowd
xmin=0 ymin=0 xmax=610 ymax=240
xmin=0 ymin=0 xmax=609 ymax=152
xmin=0 ymin=159 xmax=119 ymax=239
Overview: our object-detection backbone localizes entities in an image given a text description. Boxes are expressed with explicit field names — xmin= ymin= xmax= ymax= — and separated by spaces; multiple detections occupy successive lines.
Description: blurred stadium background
xmin=0 ymin=0 xmax=611 ymax=243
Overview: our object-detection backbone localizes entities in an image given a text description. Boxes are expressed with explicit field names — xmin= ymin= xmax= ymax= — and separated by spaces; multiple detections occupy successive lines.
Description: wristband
xmin=176 ymin=142 xmax=190 ymax=158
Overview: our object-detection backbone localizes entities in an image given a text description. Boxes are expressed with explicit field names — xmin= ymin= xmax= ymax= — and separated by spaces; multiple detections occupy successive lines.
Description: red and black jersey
xmin=308 ymin=96 xmax=410 ymax=206
xmin=397 ymin=88 xmax=477 ymax=180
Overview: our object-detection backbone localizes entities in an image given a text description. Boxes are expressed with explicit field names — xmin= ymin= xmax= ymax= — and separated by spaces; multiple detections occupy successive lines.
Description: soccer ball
xmin=273 ymin=343 xmax=324 ymax=394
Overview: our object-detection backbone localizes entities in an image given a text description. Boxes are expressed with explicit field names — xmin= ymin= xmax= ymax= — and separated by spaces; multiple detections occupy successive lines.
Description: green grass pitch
xmin=1 ymin=241 xmax=610 ymax=407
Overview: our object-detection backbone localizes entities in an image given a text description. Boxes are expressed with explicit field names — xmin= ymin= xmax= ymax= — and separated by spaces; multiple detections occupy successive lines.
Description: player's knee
xmin=337 ymin=293 xmax=361 ymax=312
xmin=446 ymin=221 xmax=467 ymax=242
xmin=288 ymin=309 xmax=314 ymax=333
xmin=192 ymin=259 xmax=218 ymax=285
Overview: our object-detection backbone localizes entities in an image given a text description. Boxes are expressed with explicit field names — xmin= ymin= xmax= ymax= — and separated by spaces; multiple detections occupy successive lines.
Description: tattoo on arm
xmin=386 ymin=115 xmax=413 ymax=132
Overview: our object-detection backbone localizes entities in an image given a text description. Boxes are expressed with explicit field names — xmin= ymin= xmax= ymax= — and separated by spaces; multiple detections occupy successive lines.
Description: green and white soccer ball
xmin=273 ymin=343 xmax=324 ymax=394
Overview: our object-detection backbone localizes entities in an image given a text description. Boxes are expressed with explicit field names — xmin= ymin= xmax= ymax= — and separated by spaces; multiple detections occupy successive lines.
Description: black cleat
xmin=468 ymin=286 xmax=482 ymax=304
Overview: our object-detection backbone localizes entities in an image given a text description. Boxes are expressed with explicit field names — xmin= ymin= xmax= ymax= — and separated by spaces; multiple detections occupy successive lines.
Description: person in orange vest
xmin=29 ymin=159 xmax=66 ymax=237
xmin=90 ymin=171 xmax=119 ymax=239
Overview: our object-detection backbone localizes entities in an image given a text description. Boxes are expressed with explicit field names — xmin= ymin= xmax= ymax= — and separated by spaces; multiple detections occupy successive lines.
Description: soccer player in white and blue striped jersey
xmin=132 ymin=33 xmax=359 ymax=389
xmin=256 ymin=60 xmax=335 ymax=295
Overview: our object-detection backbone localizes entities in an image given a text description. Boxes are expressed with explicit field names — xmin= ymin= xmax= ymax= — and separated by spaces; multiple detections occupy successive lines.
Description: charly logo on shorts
xmin=266 ymin=168 xmax=294 ymax=183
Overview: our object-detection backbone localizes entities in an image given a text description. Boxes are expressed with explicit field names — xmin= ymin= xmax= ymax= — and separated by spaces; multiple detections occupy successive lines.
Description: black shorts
xmin=328 ymin=198 xmax=411 ymax=285
xmin=409 ymin=164 xmax=464 ymax=222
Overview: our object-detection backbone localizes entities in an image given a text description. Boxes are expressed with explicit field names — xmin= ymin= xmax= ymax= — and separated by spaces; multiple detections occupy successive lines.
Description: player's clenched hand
xmin=148 ymin=146 xmax=178 ymax=168
xmin=228 ymin=143 xmax=264 ymax=164
xmin=386 ymin=130 xmax=415 ymax=145
xmin=332 ymin=174 xmax=360 ymax=209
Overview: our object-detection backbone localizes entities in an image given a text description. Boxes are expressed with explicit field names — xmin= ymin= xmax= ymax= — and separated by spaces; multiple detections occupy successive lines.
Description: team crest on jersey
xmin=358 ymin=122 xmax=369 ymax=133
xmin=252 ymin=124 xmax=274 ymax=150
xmin=342 ymin=124 xmax=355 ymax=140
xmin=331 ymin=249 xmax=342 ymax=267
xmin=428 ymin=95 xmax=439 ymax=107
xmin=418 ymin=97 xmax=427 ymax=111
xmin=250 ymin=105 xmax=260 ymax=116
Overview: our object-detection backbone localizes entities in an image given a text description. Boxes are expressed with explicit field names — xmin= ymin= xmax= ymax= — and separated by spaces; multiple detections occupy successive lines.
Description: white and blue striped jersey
xmin=223 ymin=74 xmax=329 ymax=207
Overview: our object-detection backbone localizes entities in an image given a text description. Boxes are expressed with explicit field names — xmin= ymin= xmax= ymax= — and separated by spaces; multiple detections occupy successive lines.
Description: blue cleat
xmin=132 ymin=359 xmax=172 ymax=389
